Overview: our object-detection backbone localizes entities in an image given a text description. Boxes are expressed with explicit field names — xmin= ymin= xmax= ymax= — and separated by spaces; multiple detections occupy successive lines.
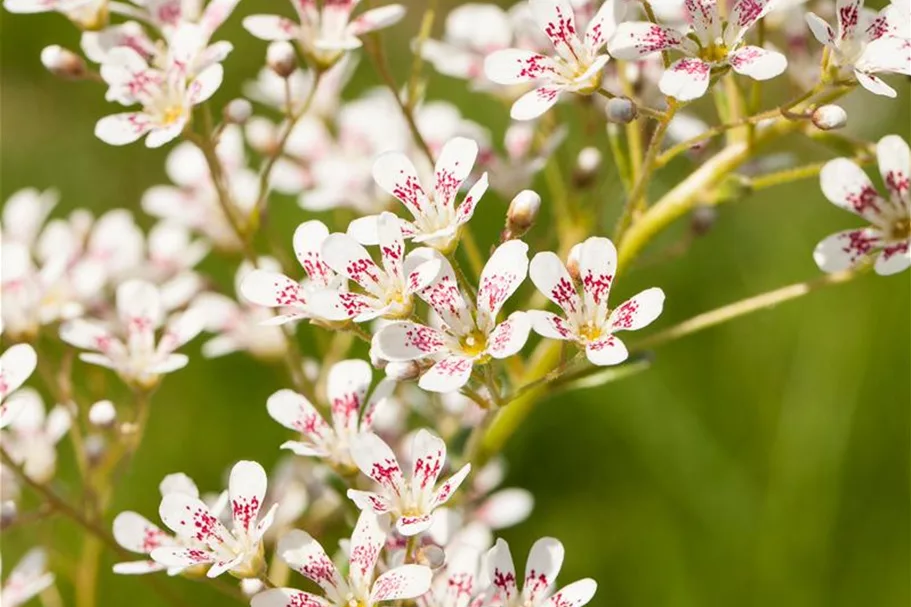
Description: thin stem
xmin=595 ymin=88 xmax=666 ymax=120
xmin=502 ymin=351 xmax=584 ymax=406
xmin=406 ymin=0 xmax=437 ymax=110
xmin=606 ymin=123 xmax=633 ymax=193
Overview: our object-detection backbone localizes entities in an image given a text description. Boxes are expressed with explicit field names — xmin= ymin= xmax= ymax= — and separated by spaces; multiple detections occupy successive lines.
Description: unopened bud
xmin=246 ymin=117 xmax=279 ymax=155
xmin=85 ymin=434 xmax=107 ymax=466
xmin=40 ymin=45 xmax=87 ymax=80
xmin=573 ymin=147 xmax=602 ymax=188
xmin=0 ymin=501 xmax=17 ymax=529
xmin=224 ymin=98 xmax=253 ymax=125
xmin=811 ymin=104 xmax=847 ymax=131
xmin=605 ymin=96 xmax=638 ymax=124
xmin=690 ymin=205 xmax=717 ymax=236
xmin=504 ymin=190 xmax=541 ymax=239
xmin=385 ymin=361 xmax=420 ymax=381
xmin=88 ymin=400 xmax=116 ymax=428
xmin=566 ymin=243 xmax=582 ymax=283
xmin=416 ymin=544 xmax=446 ymax=569
xmin=267 ymin=41 xmax=297 ymax=78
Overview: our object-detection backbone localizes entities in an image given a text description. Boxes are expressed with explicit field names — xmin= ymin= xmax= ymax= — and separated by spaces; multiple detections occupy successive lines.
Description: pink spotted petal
xmin=483 ymin=49 xmax=559 ymax=85
xmin=813 ymin=227 xmax=884 ymax=273
xmin=242 ymin=15 xmax=299 ymax=41
xmin=370 ymin=564 xmax=434 ymax=602
xmin=308 ymin=290 xmax=375 ymax=322
xmin=529 ymin=251 xmax=583 ymax=319
xmin=200 ymin=0 xmax=240 ymax=36
xmin=347 ymin=489 xmax=394 ymax=514
xmin=584 ymin=0 xmax=624 ymax=51
xmin=113 ymin=511 xmax=175 ymax=555
xmin=395 ymin=513 xmax=434 ymax=536
xmin=659 ymin=58 xmax=711 ymax=101
xmin=348 ymin=4 xmax=406 ymax=36
xmin=112 ymin=560 xmax=168 ymax=575
xmin=434 ymin=136 xmax=479 ymax=210
xmin=228 ymin=460 xmax=267 ymax=535
xmin=0 ymin=343 xmax=37 ymax=404
xmin=876 ymin=134 xmax=910 ymax=206
xmin=402 ymin=251 xmax=442 ymax=295
xmin=326 ymin=359 xmax=371 ymax=434
xmin=348 ymin=511 xmax=385 ymax=590
xmin=577 ymin=237 xmax=617 ymax=323
xmin=728 ymin=46 xmax=787 ymax=81
xmin=874 ymin=242 xmax=911 ymax=276
xmin=585 ymin=334 xmax=629 ymax=366
xmin=858 ymin=37 xmax=911 ymax=78
xmin=455 ymin=172 xmax=489 ymax=227
xmin=528 ymin=0 xmax=584 ymax=63
xmin=158 ymin=492 xmax=233 ymax=550
xmin=853 ymin=69 xmax=897 ymax=98
xmin=95 ymin=112 xmax=152 ymax=146
xmin=251 ymin=588 xmax=332 ymax=607
xmin=544 ymin=579 xmax=598 ymax=607
xmin=476 ymin=240 xmax=529 ymax=326
xmin=487 ymin=539 xmax=518 ymax=603
xmin=294 ymin=220 xmax=335 ymax=288
xmin=410 ymin=429 xmax=447 ymax=498
xmin=528 ymin=310 xmax=575 ymax=341
xmin=432 ymin=462 xmax=471 ymax=509
xmin=349 ymin=432 xmax=405 ymax=496
xmin=684 ymin=0 xmax=718 ymax=41
xmin=805 ymin=12 xmax=835 ymax=45
xmin=487 ymin=313 xmax=533 ymax=359
xmin=608 ymin=287 xmax=665 ymax=333
xmin=278 ymin=529 xmax=344 ymax=595
xmin=207 ymin=554 xmax=246 ymax=578
xmin=414 ymin=250 xmax=473 ymax=332
xmin=510 ymin=85 xmax=562 ymax=121
xmin=361 ymin=378 xmax=394 ymax=432
xmin=149 ymin=546 xmax=216 ymax=570
xmin=373 ymin=321 xmax=447 ymax=361
xmin=348 ymin=214 xmax=418 ymax=246
xmin=321 ymin=233 xmax=383 ymax=295
xmin=725 ymin=0 xmax=776 ymax=45
xmin=266 ymin=389 xmax=331 ymax=443
xmin=523 ymin=537 xmax=565 ymax=605
xmin=240 ymin=270 xmax=307 ymax=310
xmin=59 ymin=319 xmax=121 ymax=355
xmin=373 ymin=151 xmax=430 ymax=220
xmin=418 ymin=356 xmax=474 ymax=393
xmin=820 ymin=158 xmax=886 ymax=222
xmin=608 ymin=22 xmax=692 ymax=60
xmin=835 ymin=0 xmax=863 ymax=41
xmin=377 ymin=211 xmax=406 ymax=278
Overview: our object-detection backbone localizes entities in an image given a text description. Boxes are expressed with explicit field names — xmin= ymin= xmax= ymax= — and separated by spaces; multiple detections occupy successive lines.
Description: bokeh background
xmin=1 ymin=1 xmax=909 ymax=606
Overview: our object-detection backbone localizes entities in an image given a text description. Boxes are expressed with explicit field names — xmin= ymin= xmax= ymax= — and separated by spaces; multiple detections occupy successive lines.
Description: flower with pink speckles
xmin=805 ymin=0 xmax=911 ymax=97
xmin=59 ymin=280 xmax=205 ymax=389
xmin=484 ymin=0 xmax=622 ymax=119
xmin=244 ymin=0 xmax=406 ymax=69
xmin=528 ymin=237 xmax=665 ymax=366
xmin=484 ymin=537 xmax=597 ymax=607
xmin=266 ymin=359 xmax=395 ymax=470
xmin=347 ymin=429 xmax=471 ymax=536
xmin=1 ymin=389 xmax=70 ymax=484
xmin=240 ymin=220 xmax=345 ymax=325
xmin=814 ymin=134 xmax=911 ymax=276
xmin=250 ymin=511 xmax=432 ymax=607
xmin=0 ymin=548 xmax=55 ymax=607
xmin=372 ymin=240 xmax=531 ymax=393
xmin=0 ymin=344 xmax=37 ymax=429
xmin=349 ymin=137 xmax=490 ymax=254
xmin=608 ymin=0 xmax=787 ymax=101
xmin=152 ymin=460 xmax=278 ymax=578
xmin=112 ymin=472 xmax=228 ymax=576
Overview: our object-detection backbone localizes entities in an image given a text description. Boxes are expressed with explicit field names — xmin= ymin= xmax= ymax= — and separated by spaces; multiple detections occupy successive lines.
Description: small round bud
xmin=246 ymin=117 xmax=279 ymax=155
xmin=267 ymin=41 xmax=297 ymax=78
xmin=0 ymin=501 xmax=17 ymax=529
xmin=88 ymin=400 xmax=116 ymax=428
xmin=566 ymin=243 xmax=582 ymax=283
xmin=811 ymin=104 xmax=847 ymax=131
xmin=504 ymin=189 xmax=542 ymax=239
xmin=40 ymin=45 xmax=86 ymax=80
xmin=690 ymin=205 xmax=717 ymax=236
xmin=84 ymin=434 xmax=107 ymax=467
xmin=573 ymin=147 xmax=602 ymax=188
xmin=605 ymin=96 xmax=638 ymax=124
xmin=385 ymin=361 xmax=421 ymax=381
xmin=223 ymin=98 xmax=253 ymax=125
xmin=416 ymin=544 xmax=446 ymax=569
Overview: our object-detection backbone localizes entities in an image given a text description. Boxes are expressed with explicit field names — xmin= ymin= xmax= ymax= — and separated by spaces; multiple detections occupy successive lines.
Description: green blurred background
xmin=1 ymin=2 xmax=909 ymax=606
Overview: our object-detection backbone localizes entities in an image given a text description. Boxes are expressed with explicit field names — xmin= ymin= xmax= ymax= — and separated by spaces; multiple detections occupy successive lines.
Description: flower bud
xmin=89 ymin=400 xmax=116 ymax=428
xmin=566 ymin=243 xmax=582 ymax=283
xmin=385 ymin=361 xmax=420 ymax=381
xmin=267 ymin=41 xmax=297 ymax=78
xmin=84 ymin=434 xmax=107 ymax=467
xmin=504 ymin=190 xmax=541 ymax=240
xmin=0 ymin=501 xmax=17 ymax=530
xmin=690 ymin=205 xmax=717 ymax=236
xmin=245 ymin=117 xmax=279 ymax=156
xmin=605 ymin=96 xmax=638 ymax=124
xmin=40 ymin=45 xmax=87 ymax=80
xmin=573 ymin=147 xmax=602 ymax=188
xmin=224 ymin=98 xmax=253 ymax=125
xmin=811 ymin=104 xmax=847 ymax=131
xmin=416 ymin=544 xmax=446 ymax=569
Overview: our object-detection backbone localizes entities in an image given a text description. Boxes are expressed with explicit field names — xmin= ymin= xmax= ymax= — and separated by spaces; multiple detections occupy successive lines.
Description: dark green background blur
xmin=1 ymin=2 xmax=909 ymax=605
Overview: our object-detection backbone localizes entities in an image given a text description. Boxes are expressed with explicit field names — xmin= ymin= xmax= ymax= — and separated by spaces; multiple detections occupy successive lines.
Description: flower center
xmin=700 ymin=41 xmax=729 ymax=64
xmin=578 ymin=323 xmax=602 ymax=342
xmin=161 ymin=105 xmax=184 ymax=125
xmin=459 ymin=330 xmax=488 ymax=358
xmin=891 ymin=216 xmax=911 ymax=241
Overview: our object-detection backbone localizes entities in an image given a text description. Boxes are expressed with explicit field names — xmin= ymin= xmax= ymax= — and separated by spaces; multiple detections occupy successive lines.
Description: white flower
xmin=485 ymin=537 xmax=597 ymax=607
xmin=3 ymin=0 xmax=106 ymax=28
xmin=113 ymin=472 xmax=228 ymax=575
xmin=152 ymin=460 xmax=277 ymax=578
xmin=373 ymin=241 xmax=531 ymax=393
xmin=0 ymin=389 xmax=70 ymax=483
xmin=347 ymin=429 xmax=471 ymax=536
xmin=251 ymin=511 xmax=432 ymax=607
xmin=95 ymin=25 xmax=227 ymax=148
xmin=528 ymin=237 xmax=665 ymax=366
xmin=0 ymin=344 xmax=37 ymax=429
xmin=813 ymin=134 xmax=910 ymax=275
xmin=0 ymin=548 xmax=55 ymax=607
xmin=244 ymin=0 xmax=406 ymax=69
xmin=485 ymin=0 xmax=622 ymax=119
xmin=608 ymin=0 xmax=787 ymax=101
xmin=240 ymin=220 xmax=344 ymax=325
xmin=805 ymin=0 xmax=911 ymax=97
xmin=350 ymin=136 xmax=489 ymax=254
xmin=59 ymin=280 xmax=205 ymax=388
xmin=418 ymin=540 xmax=487 ymax=607
xmin=266 ymin=359 xmax=394 ymax=469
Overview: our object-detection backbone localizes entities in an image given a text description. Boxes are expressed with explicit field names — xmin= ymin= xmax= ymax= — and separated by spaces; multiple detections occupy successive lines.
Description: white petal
xmin=326 ymin=359 xmax=371 ymax=434
xmin=431 ymin=462 xmax=471 ymax=508
xmin=510 ymin=86 xmax=562 ymax=121
xmin=529 ymin=251 xmax=583 ymax=319
xmin=476 ymin=240 xmax=529 ymax=326
xmin=112 ymin=560 xmax=168 ymax=575
xmin=266 ymin=389 xmax=331 ymax=442
xmin=373 ymin=321 xmax=447 ymax=361
xmin=523 ymin=537 xmax=565 ymax=604
xmin=728 ymin=46 xmax=787 ymax=80
xmin=410 ymin=429 xmax=447 ymax=499
xmin=584 ymin=0 xmax=624 ymax=51
xmin=544 ymin=579 xmax=598 ymax=607
xmin=418 ymin=356 xmax=474 ymax=393
xmin=277 ymin=529 xmax=344 ymax=595
xmin=475 ymin=488 xmax=535 ymax=529
xmin=228 ymin=460 xmax=267 ymax=534
xmin=454 ymin=172 xmax=489 ymax=227
xmin=348 ymin=4 xmax=406 ymax=36
xmin=577 ymin=237 xmax=617 ymax=323
xmin=251 ymin=588 xmax=331 ymax=607
xmin=820 ymin=158 xmax=887 ymax=222
xmin=240 ymin=270 xmax=307 ymax=309
xmin=608 ymin=22 xmax=690 ymax=60
xmin=242 ymin=15 xmax=298 ymax=41
xmin=528 ymin=310 xmax=576 ymax=341
xmin=370 ymin=565 xmax=433 ymax=602
xmin=486 ymin=539 xmax=518 ymax=603
xmin=95 ymin=112 xmax=151 ymax=146
xmin=528 ymin=0 xmax=583 ymax=62
xmin=159 ymin=472 xmax=199 ymax=498
xmin=348 ymin=511 xmax=386 ymax=590
xmin=484 ymin=49 xmax=558 ymax=85
xmin=854 ymin=69 xmax=897 ymax=97
xmin=487 ymin=313 xmax=532 ymax=359
xmin=150 ymin=546 xmax=215 ymax=569
xmin=321 ymin=233 xmax=383 ymax=294
xmin=874 ymin=243 xmax=911 ymax=276
xmin=0 ymin=343 xmax=37 ymax=404
xmin=434 ymin=137 xmax=478 ymax=209
xmin=607 ymin=287 xmax=665 ymax=332
xmin=585 ymin=335 xmax=629 ymax=366
xmin=805 ymin=12 xmax=835 ymax=45
xmin=372 ymin=151 xmax=431 ymax=220
xmin=158 ymin=492 xmax=232 ymax=548
xmin=659 ymin=58 xmax=711 ymax=101
xmin=876 ymin=134 xmax=910 ymax=205
xmin=349 ymin=432 xmax=405 ymax=496
xmin=293 ymin=220 xmax=335 ymax=287
xmin=347 ymin=489 xmax=394 ymax=514
xmin=813 ymin=228 xmax=884 ymax=273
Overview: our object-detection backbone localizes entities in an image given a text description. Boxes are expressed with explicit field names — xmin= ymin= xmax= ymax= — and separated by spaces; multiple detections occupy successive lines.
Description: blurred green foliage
xmin=1 ymin=2 xmax=909 ymax=606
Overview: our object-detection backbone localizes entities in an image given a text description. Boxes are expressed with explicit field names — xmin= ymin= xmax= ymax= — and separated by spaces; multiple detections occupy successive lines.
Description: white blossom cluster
xmin=0 ymin=0 xmax=908 ymax=605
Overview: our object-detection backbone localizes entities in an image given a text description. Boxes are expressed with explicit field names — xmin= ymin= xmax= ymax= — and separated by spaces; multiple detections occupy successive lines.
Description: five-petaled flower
xmin=0 ymin=548 xmax=55 ymax=607
xmin=152 ymin=460 xmax=277 ymax=578
xmin=373 ymin=241 xmax=531 ymax=393
xmin=244 ymin=0 xmax=406 ymax=69
xmin=347 ymin=428 xmax=471 ymax=536
xmin=805 ymin=0 xmax=911 ymax=97
xmin=484 ymin=0 xmax=622 ymax=119
xmin=250 ymin=510 xmax=433 ymax=607
xmin=59 ymin=279 xmax=205 ymax=389
xmin=814 ymin=134 xmax=910 ymax=276
xmin=486 ymin=537 xmax=597 ymax=607
xmin=609 ymin=0 xmax=787 ymax=101
xmin=528 ymin=237 xmax=665 ymax=366
xmin=0 ymin=343 xmax=37 ymax=429
xmin=267 ymin=359 xmax=395 ymax=471
xmin=349 ymin=136 xmax=489 ymax=254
